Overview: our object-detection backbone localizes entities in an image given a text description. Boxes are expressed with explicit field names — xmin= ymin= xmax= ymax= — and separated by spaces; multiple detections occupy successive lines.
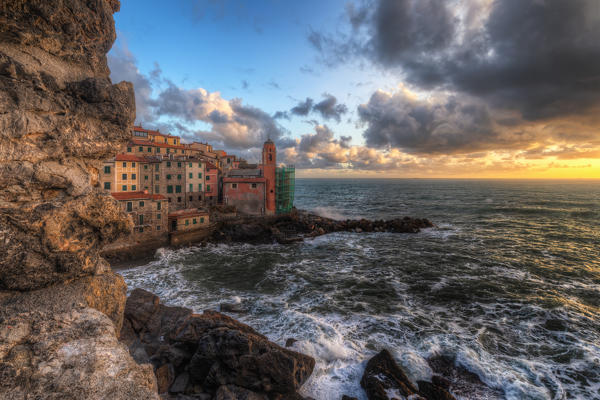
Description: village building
xmin=111 ymin=191 xmax=168 ymax=239
xmin=168 ymin=209 xmax=210 ymax=232
xmin=223 ymin=169 xmax=266 ymax=215
xmin=205 ymin=162 xmax=219 ymax=206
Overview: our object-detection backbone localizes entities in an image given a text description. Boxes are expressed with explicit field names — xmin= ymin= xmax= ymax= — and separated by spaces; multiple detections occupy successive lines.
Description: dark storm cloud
xmin=313 ymin=0 xmax=600 ymax=125
xmin=290 ymin=98 xmax=314 ymax=116
xmin=313 ymin=93 xmax=348 ymax=122
xmin=358 ymin=89 xmax=529 ymax=154
xmin=289 ymin=94 xmax=348 ymax=122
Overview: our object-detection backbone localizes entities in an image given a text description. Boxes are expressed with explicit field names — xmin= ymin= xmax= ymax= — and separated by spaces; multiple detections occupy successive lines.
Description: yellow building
xmin=168 ymin=209 xmax=210 ymax=232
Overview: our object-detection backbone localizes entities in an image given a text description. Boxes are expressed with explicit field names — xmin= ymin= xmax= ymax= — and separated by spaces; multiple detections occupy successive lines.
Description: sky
xmin=108 ymin=0 xmax=600 ymax=178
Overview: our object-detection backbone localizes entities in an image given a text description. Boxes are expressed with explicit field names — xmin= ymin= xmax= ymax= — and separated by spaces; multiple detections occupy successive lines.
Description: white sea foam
xmin=312 ymin=206 xmax=360 ymax=221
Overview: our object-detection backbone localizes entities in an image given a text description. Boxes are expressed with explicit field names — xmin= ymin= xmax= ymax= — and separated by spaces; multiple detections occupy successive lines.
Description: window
xmin=269 ymin=154 xmax=272 ymax=161
xmin=155 ymin=164 xmax=159 ymax=171
xmin=174 ymin=149 xmax=177 ymax=154
xmin=177 ymin=197 xmax=182 ymax=203
xmin=189 ymin=196 xmax=193 ymax=201
xmin=139 ymin=146 xmax=143 ymax=152
xmin=167 ymin=174 xmax=171 ymax=180
xmin=189 ymin=163 xmax=192 ymax=167
xmin=185 ymin=219 xmax=189 ymax=226
xmin=193 ymin=218 xmax=197 ymax=224
xmin=126 ymin=202 xmax=132 ymax=212
xmin=251 ymin=183 xmax=257 ymax=189
xmin=156 ymin=226 xmax=161 ymax=231
xmin=167 ymin=185 xmax=173 ymax=193
xmin=122 ymin=185 xmax=127 ymax=191
xmin=122 ymin=174 xmax=127 ymax=180
xmin=200 ymin=217 xmax=204 ymax=223
xmin=157 ymin=214 xmax=161 ymax=219
xmin=168 ymin=198 xmax=172 ymax=202
xmin=144 ymin=175 xmax=148 ymax=180
xmin=182 ymin=150 xmax=185 ymax=154
xmin=232 ymin=183 xmax=237 ymax=189
xmin=155 ymin=174 xmax=160 ymax=180
xmin=104 ymin=166 xmax=111 ymax=174
xmin=132 ymin=174 xmax=136 ymax=180
xmin=155 ymin=185 xmax=159 ymax=193
xmin=139 ymin=215 xmax=143 ymax=225
xmin=206 ymin=175 xmax=211 ymax=181
xmin=139 ymin=201 xmax=144 ymax=207
xmin=122 ymin=162 xmax=127 ymax=167
xmin=198 ymin=163 xmax=202 ymax=167
xmin=166 ymin=148 xmax=170 ymax=154
xmin=198 ymin=173 xmax=202 ymax=178
xmin=177 ymin=162 xmax=182 ymax=167
xmin=104 ymin=182 xmax=111 ymax=190
xmin=189 ymin=184 xmax=193 ymax=192
xmin=132 ymin=162 xmax=136 ymax=168
xmin=127 ymin=147 xmax=132 ymax=153
xmin=148 ymin=147 xmax=152 ymax=152
xmin=198 ymin=183 xmax=202 ymax=191
xmin=157 ymin=202 xmax=161 ymax=210
xmin=189 ymin=173 xmax=192 ymax=178
xmin=177 ymin=174 xmax=182 ymax=180
xmin=167 ymin=161 xmax=171 ymax=167
xmin=139 ymin=227 xmax=144 ymax=233
xmin=175 ymin=185 xmax=181 ymax=193
xmin=144 ymin=165 xmax=148 ymax=170
xmin=198 ymin=196 xmax=202 ymax=200
xmin=156 ymin=148 xmax=161 ymax=153
xmin=207 ymin=185 xmax=211 ymax=192
xmin=132 ymin=185 xmax=136 ymax=190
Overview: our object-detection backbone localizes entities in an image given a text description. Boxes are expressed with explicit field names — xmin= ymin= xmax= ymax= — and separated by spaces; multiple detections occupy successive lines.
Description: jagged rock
xmin=361 ymin=350 xmax=419 ymax=400
xmin=121 ymin=289 xmax=315 ymax=399
xmin=0 ymin=306 xmax=159 ymax=400
xmin=417 ymin=380 xmax=456 ymax=400
xmin=0 ymin=0 xmax=135 ymax=291
xmin=285 ymin=338 xmax=298 ymax=347
xmin=215 ymin=385 xmax=268 ymax=400
xmin=0 ymin=272 xmax=127 ymax=331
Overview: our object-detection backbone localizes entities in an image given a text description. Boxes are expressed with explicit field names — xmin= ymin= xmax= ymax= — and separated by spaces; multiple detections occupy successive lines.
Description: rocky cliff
xmin=0 ymin=1 xmax=158 ymax=398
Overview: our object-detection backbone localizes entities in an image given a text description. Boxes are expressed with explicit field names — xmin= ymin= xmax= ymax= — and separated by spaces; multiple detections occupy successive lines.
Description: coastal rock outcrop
xmin=0 ymin=0 xmax=135 ymax=290
xmin=120 ymin=289 xmax=316 ymax=399
xmin=0 ymin=0 xmax=161 ymax=398
xmin=211 ymin=210 xmax=434 ymax=244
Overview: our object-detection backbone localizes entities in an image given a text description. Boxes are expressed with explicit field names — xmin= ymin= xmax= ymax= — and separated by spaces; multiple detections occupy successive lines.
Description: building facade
xmin=111 ymin=191 xmax=168 ymax=240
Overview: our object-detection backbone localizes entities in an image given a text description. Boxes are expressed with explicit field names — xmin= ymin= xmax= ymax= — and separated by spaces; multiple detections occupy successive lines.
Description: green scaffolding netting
xmin=275 ymin=166 xmax=295 ymax=214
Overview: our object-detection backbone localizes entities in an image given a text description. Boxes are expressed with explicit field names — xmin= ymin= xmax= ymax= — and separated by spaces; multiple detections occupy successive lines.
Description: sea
xmin=119 ymin=179 xmax=600 ymax=400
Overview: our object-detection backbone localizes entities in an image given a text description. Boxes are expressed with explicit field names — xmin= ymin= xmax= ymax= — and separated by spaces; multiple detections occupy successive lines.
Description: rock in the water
xmin=121 ymin=289 xmax=315 ymax=399
xmin=0 ymin=0 xmax=135 ymax=291
xmin=0 ymin=306 xmax=159 ymax=399
xmin=360 ymin=350 xmax=418 ymax=400
xmin=215 ymin=385 xmax=269 ymax=400
xmin=285 ymin=338 xmax=298 ymax=347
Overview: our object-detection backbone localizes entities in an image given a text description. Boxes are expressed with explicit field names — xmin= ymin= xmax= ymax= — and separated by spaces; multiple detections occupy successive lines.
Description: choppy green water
xmin=120 ymin=179 xmax=600 ymax=400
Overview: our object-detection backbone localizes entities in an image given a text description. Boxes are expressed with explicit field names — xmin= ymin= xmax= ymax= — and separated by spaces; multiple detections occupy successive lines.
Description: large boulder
xmin=121 ymin=289 xmax=315 ymax=399
xmin=360 ymin=350 xmax=457 ymax=400
xmin=0 ymin=0 xmax=135 ymax=291
xmin=0 ymin=306 xmax=159 ymax=400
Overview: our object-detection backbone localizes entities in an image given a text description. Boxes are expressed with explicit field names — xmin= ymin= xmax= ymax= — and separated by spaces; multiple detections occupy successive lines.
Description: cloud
xmin=311 ymin=0 xmax=600 ymax=122
xmin=313 ymin=93 xmax=348 ymax=122
xmin=290 ymin=98 xmax=314 ymax=116
xmin=108 ymin=44 xmax=288 ymax=151
xmin=289 ymin=94 xmax=348 ymax=122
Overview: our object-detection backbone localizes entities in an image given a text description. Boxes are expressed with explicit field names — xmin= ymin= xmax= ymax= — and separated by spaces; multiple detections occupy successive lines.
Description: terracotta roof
xmin=130 ymin=138 xmax=185 ymax=150
xmin=115 ymin=154 xmax=149 ymax=162
xmin=206 ymin=162 xmax=218 ymax=170
xmin=111 ymin=191 xmax=167 ymax=201
xmin=133 ymin=126 xmax=177 ymax=138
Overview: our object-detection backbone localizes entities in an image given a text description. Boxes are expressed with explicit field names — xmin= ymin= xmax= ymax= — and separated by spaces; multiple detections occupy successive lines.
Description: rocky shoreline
xmin=104 ymin=210 xmax=434 ymax=263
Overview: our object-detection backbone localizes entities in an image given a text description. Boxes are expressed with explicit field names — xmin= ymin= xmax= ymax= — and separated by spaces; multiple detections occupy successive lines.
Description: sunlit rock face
xmin=0 ymin=0 xmax=135 ymax=290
